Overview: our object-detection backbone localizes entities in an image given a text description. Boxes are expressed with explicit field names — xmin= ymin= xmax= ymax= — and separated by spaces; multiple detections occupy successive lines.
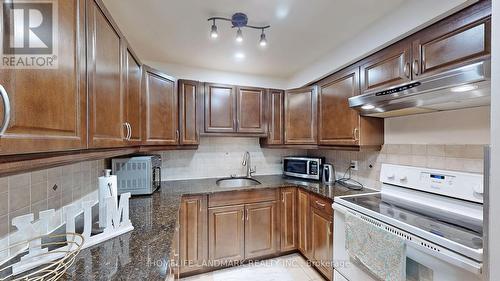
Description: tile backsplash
xmin=0 ymin=160 xmax=105 ymax=238
xmin=160 ymin=137 xmax=306 ymax=180
xmin=308 ymin=144 xmax=486 ymax=190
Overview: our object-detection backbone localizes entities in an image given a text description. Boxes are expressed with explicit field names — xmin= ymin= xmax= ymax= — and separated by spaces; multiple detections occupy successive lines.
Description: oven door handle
xmin=306 ymin=160 xmax=310 ymax=175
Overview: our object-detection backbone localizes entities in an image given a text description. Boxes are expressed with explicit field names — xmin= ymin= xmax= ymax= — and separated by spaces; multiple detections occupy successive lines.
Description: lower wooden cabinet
xmin=311 ymin=206 xmax=333 ymax=280
xmin=245 ymin=201 xmax=279 ymax=259
xmin=280 ymin=187 xmax=297 ymax=252
xmin=208 ymin=205 xmax=245 ymax=262
xmin=177 ymin=188 xmax=332 ymax=280
xmin=208 ymin=201 xmax=279 ymax=262
xmin=297 ymin=189 xmax=311 ymax=258
xmin=179 ymin=195 xmax=208 ymax=274
xmin=299 ymin=190 xmax=334 ymax=281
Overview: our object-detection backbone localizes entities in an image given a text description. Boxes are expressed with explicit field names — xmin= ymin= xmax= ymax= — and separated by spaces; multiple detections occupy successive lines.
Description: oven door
xmin=333 ymin=204 xmax=482 ymax=281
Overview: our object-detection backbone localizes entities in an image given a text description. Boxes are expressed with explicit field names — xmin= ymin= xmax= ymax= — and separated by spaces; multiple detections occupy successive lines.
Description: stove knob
xmin=399 ymin=176 xmax=408 ymax=182
xmin=387 ymin=174 xmax=395 ymax=180
xmin=473 ymin=185 xmax=484 ymax=195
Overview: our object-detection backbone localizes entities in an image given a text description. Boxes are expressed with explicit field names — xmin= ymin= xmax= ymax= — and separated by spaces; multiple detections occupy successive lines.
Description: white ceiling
xmin=103 ymin=0 xmax=408 ymax=79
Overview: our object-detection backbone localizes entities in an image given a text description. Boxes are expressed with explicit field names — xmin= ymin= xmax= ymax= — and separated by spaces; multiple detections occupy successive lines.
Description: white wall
xmin=143 ymin=61 xmax=288 ymax=89
xmin=286 ymin=0 xmax=475 ymax=88
xmin=487 ymin=0 xmax=500 ymax=280
xmin=385 ymin=107 xmax=490 ymax=145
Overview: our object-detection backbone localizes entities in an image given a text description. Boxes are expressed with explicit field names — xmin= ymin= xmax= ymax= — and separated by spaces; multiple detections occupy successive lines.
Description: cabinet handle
xmin=246 ymin=210 xmax=249 ymax=221
xmin=403 ymin=62 xmax=410 ymax=79
xmin=328 ymin=222 xmax=332 ymax=236
xmin=412 ymin=59 xmax=419 ymax=76
xmin=176 ymin=129 xmax=179 ymax=142
xmin=242 ymin=210 xmax=245 ymax=221
xmin=126 ymin=122 xmax=132 ymax=140
xmin=122 ymin=123 xmax=129 ymax=141
xmin=282 ymin=193 xmax=285 ymax=203
xmin=315 ymin=200 xmax=326 ymax=207
xmin=353 ymin=128 xmax=359 ymax=141
xmin=0 ymin=85 xmax=11 ymax=136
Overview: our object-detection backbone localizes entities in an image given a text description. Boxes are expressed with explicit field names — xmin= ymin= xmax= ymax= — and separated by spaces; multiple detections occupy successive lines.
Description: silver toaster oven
xmin=112 ymin=155 xmax=161 ymax=195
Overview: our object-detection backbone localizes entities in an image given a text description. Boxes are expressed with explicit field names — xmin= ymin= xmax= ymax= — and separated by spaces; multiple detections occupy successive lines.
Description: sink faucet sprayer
xmin=242 ymin=151 xmax=256 ymax=178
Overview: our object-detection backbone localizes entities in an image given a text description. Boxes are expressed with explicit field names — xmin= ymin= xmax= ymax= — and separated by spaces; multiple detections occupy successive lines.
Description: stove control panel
xmin=380 ymin=164 xmax=483 ymax=203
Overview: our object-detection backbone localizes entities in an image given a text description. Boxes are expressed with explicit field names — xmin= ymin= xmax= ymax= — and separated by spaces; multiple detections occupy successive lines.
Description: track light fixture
xmin=207 ymin=13 xmax=270 ymax=47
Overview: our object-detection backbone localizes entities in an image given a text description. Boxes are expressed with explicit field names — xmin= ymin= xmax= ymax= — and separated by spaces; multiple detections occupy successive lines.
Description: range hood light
xmin=450 ymin=84 xmax=478 ymax=93
xmin=361 ymin=104 xmax=375 ymax=110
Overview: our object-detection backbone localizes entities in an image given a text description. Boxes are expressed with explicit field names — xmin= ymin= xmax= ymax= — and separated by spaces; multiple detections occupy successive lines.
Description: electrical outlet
xmin=350 ymin=160 xmax=358 ymax=171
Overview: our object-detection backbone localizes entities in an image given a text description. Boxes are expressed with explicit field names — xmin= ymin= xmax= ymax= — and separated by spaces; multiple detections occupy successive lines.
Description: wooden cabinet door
xmin=311 ymin=208 xmax=333 ymax=280
xmin=412 ymin=2 xmax=491 ymax=78
xmin=179 ymin=80 xmax=199 ymax=145
xmin=266 ymin=89 xmax=284 ymax=145
xmin=123 ymin=45 xmax=142 ymax=145
xmin=297 ymin=189 xmax=311 ymax=258
xmin=208 ymin=205 xmax=245 ymax=262
xmin=179 ymin=195 xmax=208 ymax=273
xmin=245 ymin=201 xmax=279 ymax=259
xmin=237 ymin=87 xmax=265 ymax=134
xmin=142 ymin=66 xmax=178 ymax=145
xmin=204 ymin=83 xmax=236 ymax=133
xmin=318 ymin=67 xmax=360 ymax=146
xmin=280 ymin=187 xmax=297 ymax=252
xmin=360 ymin=41 xmax=411 ymax=93
xmin=87 ymin=0 xmax=125 ymax=148
xmin=0 ymin=0 xmax=86 ymax=155
xmin=284 ymin=86 xmax=317 ymax=144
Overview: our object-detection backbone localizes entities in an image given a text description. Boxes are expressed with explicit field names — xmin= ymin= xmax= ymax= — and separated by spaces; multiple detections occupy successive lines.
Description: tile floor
xmin=180 ymin=254 xmax=326 ymax=281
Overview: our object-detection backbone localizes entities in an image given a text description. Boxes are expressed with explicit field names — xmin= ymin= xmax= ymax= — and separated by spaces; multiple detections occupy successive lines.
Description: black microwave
xmin=283 ymin=156 xmax=324 ymax=180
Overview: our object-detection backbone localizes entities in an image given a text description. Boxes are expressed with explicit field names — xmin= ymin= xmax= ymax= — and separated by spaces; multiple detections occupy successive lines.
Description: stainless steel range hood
xmin=348 ymin=60 xmax=491 ymax=118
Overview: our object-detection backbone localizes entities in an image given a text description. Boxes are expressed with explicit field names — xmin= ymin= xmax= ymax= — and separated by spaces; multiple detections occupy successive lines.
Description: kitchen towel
xmin=345 ymin=213 xmax=406 ymax=281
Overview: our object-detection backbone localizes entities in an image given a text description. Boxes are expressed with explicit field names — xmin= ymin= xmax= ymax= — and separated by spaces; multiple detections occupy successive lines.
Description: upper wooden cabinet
xmin=361 ymin=0 xmax=491 ymax=94
xmin=204 ymin=83 xmax=237 ymax=133
xmin=0 ymin=0 xmax=87 ymax=155
xmin=123 ymin=43 xmax=142 ymax=145
xmin=318 ymin=66 xmax=384 ymax=148
xmin=87 ymin=0 xmax=125 ymax=148
xmin=179 ymin=80 xmax=200 ymax=145
xmin=203 ymin=83 xmax=266 ymax=135
xmin=318 ymin=67 xmax=360 ymax=146
xmin=284 ymin=86 xmax=318 ymax=145
xmin=237 ymin=87 xmax=266 ymax=134
xmin=360 ymin=41 xmax=412 ymax=93
xmin=261 ymin=89 xmax=284 ymax=145
xmin=411 ymin=0 xmax=491 ymax=78
xmin=142 ymin=66 xmax=178 ymax=146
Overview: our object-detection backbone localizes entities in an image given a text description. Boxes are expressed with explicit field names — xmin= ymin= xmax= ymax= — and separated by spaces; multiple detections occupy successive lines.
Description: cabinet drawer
xmin=208 ymin=189 xmax=278 ymax=208
xmin=310 ymin=194 xmax=333 ymax=217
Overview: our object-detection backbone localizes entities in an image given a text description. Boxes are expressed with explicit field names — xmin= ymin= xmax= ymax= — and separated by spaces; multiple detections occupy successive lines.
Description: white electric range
xmin=333 ymin=164 xmax=484 ymax=281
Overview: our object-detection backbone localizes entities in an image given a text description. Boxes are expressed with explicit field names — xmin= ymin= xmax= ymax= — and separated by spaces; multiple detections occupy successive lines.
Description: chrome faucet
xmin=242 ymin=151 xmax=256 ymax=178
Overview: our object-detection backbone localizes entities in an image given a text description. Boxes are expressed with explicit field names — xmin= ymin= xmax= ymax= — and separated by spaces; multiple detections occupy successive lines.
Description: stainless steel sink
xmin=216 ymin=177 xmax=261 ymax=188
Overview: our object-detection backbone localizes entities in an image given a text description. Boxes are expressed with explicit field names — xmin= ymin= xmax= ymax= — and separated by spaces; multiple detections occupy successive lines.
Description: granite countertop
xmin=62 ymin=175 xmax=377 ymax=281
